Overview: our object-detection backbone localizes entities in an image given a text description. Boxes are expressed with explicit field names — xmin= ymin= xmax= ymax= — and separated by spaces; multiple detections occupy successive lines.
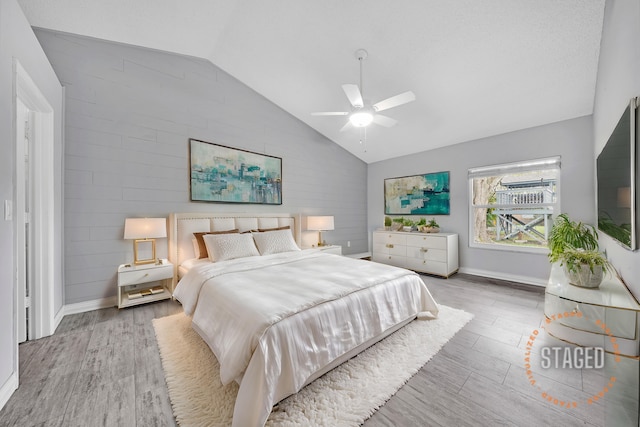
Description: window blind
xmin=468 ymin=156 xmax=561 ymax=179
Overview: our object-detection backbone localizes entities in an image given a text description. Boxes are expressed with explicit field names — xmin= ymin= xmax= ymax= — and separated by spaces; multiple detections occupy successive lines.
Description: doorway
xmin=15 ymin=98 xmax=32 ymax=343
xmin=14 ymin=60 xmax=56 ymax=343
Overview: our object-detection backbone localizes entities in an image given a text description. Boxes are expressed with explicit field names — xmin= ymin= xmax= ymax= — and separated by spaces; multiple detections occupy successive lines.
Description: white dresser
xmin=372 ymin=230 xmax=458 ymax=278
xmin=545 ymin=263 xmax=640 ymax=357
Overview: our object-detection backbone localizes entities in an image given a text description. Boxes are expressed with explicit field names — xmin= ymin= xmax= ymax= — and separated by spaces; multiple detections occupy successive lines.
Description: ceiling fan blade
xmin=342 ymin=84 xmax=364 ymax=108
xmin=373 ymin=91 xmax=416 ymax=112
xmin=311 ymin=111 xmax=349 ymax=116
xmin=340 ymin=121 xmax=353 ymax=132
xmin=372 ymin=114 xmax=398 ymax=127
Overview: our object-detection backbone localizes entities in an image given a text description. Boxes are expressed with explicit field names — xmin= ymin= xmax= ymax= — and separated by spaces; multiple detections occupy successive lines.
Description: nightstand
xmin=117 ymin=260 xmax=173 ymax=308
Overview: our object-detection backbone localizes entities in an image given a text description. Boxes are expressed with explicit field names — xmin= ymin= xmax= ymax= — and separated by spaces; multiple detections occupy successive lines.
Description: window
xmin=468 ymin=157 xmax=560 ymax=252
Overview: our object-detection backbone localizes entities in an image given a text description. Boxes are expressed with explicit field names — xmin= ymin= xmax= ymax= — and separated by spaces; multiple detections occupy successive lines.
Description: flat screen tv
xmin=596 ymin=97 xmax=638 ymax=250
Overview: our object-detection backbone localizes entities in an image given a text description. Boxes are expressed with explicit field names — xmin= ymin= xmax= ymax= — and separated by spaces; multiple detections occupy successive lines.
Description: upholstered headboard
xmin=168 ymin=212 xmax=300 ymax=289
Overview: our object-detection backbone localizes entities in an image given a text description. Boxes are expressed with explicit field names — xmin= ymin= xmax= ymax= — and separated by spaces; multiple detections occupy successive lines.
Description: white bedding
xmin=174 ymin=250 xmax=438 ymax=427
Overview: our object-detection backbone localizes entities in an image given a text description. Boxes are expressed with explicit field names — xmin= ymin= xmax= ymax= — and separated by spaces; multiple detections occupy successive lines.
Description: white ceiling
xmin=18 ymin=0 xmax=605 ymax=164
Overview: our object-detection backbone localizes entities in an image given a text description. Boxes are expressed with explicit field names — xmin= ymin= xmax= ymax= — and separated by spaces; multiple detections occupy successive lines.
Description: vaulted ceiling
xmin=18 ymin=0 xmax=605 ymax=163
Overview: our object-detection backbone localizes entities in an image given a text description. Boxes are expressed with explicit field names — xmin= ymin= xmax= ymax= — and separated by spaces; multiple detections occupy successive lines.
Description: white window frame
xmin=468 ymin=156 xmax=561 ymax=254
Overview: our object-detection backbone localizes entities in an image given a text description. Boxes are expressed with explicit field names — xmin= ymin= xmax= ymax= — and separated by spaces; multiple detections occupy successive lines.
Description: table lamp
xmin=307 ymin=216 xmax=334 ymax=247
xmin=124 ymin=217 xmax=167 ymax=265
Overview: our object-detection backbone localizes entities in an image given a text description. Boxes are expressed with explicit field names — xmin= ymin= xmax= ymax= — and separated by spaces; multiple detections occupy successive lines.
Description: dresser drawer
xmin=405 ymin=258 xmax=448 ymax=276
xmin=405 ymin=246 xmax=447 ymax=262
xmin=372 ymin=253 xmax=406 ymax=267
xmin=405 ymin=234 xmax=447 ymax=250
xmin=373 ymin=232 xmax=406 ymax=246
xmin=545 ymin=292 xmax=637 ymax=339
xmin=118 ymin=264 xmax=173 ymax=287
xmin=372 ymin=241 xmax=406 ymax=256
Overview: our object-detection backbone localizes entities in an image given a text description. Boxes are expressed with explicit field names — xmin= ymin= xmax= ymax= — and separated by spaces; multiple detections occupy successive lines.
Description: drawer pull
xmin=386 ymin=244 xmax=394 ymax=249
xmin=143 ymin=273 xmax=150 ymax=278
xmin=420 ymin=247 xmax=428 ymax=253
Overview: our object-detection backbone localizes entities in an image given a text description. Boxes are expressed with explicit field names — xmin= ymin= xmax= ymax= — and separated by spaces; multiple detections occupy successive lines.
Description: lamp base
xmin=133 ymin=238 xmax=157 ymax=265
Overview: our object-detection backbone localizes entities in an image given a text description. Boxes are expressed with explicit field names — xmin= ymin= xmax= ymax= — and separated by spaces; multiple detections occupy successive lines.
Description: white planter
xmin=564 ymin=264 xmax=604 ymax=289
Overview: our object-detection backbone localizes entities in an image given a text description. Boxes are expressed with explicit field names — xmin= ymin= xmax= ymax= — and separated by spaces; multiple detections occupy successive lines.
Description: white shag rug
xmin=153 ymin=305 xmax=472 ymax=427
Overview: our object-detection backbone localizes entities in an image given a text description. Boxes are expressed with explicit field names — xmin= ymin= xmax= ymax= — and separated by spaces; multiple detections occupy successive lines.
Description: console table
xmin=544 ymin=263 xmax=640 ymax=357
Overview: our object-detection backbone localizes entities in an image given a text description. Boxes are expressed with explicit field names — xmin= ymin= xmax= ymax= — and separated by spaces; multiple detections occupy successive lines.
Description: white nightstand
xmin=117 ymin=260 xmax=173 ymax=308
xmin=316 ymin=245 xmax=343 ymax=255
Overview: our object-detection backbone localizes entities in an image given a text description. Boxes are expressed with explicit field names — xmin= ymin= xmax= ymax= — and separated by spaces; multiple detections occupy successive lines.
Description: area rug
xmin=153 ymin=305 xmax=472 ymax=427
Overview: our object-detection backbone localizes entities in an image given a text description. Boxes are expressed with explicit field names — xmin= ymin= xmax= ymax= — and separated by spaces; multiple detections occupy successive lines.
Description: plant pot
xmin=422 ymin=226 xmax=439 ymax=233
xmin=402 ymin=226 xmax=413 ymax=232
xmin=391 ymin=223 xmax=403 ymax=231
xmin=563 ymin=264 xmax=604 ymax=289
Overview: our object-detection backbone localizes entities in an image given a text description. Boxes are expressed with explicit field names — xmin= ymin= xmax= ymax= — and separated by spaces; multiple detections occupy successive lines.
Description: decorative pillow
xmin=252 ymin=229 xmax=300 ymax=255
xmin=257 ymin=225 xmax=290 ymax=232
xmin=203 ymin=233 xmax=260 ymax=262
xmin=193 ymin=229 xmax=239 ymax=259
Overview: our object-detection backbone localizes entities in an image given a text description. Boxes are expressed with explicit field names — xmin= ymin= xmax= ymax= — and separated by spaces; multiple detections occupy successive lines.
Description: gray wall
xmin=368 ymin=116 xmax=594 ymax=285
xmin=593 ymin=0 xmax=640 ymax=299
xmin=34 ymin=29 xmax=368 ymax=305
xmin=0 ymin=0 xmax=64 ymax=403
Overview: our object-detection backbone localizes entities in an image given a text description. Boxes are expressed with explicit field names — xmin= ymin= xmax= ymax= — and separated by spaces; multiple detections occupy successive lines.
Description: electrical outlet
xmin=347 ymin=241 xmax=351 ymax=247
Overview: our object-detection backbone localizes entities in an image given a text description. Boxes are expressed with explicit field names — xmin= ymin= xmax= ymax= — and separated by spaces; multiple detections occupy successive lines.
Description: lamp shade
xmin=307 ymin=216 xmax=335 ymax=231
xmin=124 ymin=218 xmax=167 ymax=239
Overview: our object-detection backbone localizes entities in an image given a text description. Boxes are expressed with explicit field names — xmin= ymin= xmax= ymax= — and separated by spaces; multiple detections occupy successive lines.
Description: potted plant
xmin=422 ymin=218 xmax=440 ymax=233
xmin=391 ymin=217 xmax=404 ymax=231
xmin=548 ymin=213 xmax=612 ymax=288
xmin=559 ymin=247 xmax=613 ymax=288
xmin=402 ymin=218 xmax=415 ymax=232
xmin=384 ymin=216 xmax=392 ymax=231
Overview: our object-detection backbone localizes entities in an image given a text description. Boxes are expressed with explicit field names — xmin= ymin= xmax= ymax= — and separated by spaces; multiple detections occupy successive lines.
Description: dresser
xmin=545 ymin=263 xmax=640 ymax=357
xmin=372 ymin=230 xmax=458 ymax=278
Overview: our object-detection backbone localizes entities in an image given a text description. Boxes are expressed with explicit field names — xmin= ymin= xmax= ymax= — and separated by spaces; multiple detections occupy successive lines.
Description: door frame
xmin=14 ymin=59 xmax=56 ymax=343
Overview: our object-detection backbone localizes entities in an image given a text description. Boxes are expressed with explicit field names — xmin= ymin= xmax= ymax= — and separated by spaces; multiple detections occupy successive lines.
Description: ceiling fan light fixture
xmin=350 ymin=110 xmax=373 ymax=127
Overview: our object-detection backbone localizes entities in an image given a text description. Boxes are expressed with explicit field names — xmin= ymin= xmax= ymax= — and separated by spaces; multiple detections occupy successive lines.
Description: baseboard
xmin=0 ymin=371 xmax=18 ymax=412
xmin=458 ymin=267 xmax=546 ymax=287
xmin=63 ymin=296 xmax=117 ymax=317
xmin=53 ymin=306 xmax=65 ymax=332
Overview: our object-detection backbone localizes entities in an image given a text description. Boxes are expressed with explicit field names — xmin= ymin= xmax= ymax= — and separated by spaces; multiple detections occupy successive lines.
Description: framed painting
xmin=189 ymin=139 xmax=282 ymax=204
xmin=384 ymin=171 xmax=450 ymax=215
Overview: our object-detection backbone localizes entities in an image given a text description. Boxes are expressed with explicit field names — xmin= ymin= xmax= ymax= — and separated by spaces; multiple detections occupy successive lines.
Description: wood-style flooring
xmin=1 ymin=273 xmax=637 ymax=426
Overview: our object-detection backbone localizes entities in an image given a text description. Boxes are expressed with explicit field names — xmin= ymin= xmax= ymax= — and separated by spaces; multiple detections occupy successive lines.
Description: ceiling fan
xmin=312 ymin=49 xmax=416 ymax=132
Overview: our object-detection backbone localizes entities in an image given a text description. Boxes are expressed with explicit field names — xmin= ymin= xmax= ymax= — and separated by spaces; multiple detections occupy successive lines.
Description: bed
xmin=169 ymin=213 xmax=439 ymax=427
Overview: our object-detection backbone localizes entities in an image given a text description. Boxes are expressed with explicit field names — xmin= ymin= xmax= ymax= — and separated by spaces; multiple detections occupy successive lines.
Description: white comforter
xmin=174 ymin=250 xmax=438 ymax=427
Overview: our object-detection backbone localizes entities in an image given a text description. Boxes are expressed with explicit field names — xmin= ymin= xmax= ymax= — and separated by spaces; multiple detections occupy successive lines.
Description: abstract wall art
xmin=384 ymin=171 xmax=450 ymax=215
xmin=189 ymin=139 xmax=282 ymax=204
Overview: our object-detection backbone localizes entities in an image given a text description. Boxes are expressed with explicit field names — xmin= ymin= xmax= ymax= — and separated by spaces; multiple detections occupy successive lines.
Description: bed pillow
xmin=252 ymin=229 xmax=301 ymax=255
xmin=193 ymin=229 xmax=239 ymax=259
xmin=203 ymin=233 xmax=260 ymax=262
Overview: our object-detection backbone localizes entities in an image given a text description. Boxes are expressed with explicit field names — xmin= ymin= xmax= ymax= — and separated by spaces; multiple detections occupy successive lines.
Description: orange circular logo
xmin=525 ymin=310 xmax=620 ymax=407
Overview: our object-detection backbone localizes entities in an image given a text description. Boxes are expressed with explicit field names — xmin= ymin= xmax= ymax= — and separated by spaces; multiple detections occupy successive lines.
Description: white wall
xmin=368 ymin=116 xmax=594 ymax=286
xmin=593 ymin=0 xmax=640 ymax=300
xmin=0 ymin=0 xmax=64 ymax=409
xmin=33 ymin=29 xmax=368 ymax=305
